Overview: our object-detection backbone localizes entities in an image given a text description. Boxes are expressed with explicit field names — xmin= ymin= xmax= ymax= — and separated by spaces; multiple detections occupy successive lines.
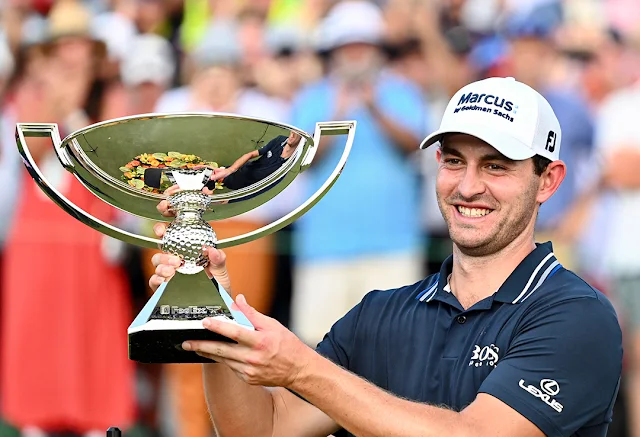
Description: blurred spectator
xmin=0 ymin=2 xmax=136 ymax=436
xmin=500 ymin=6 xmax=595 ymax=269
xmin=253 ymin=24 xmax=319 ymax=102
xmin=571 ymin=27 xmax=640 ymax=107
xmin=156 ymin=19 xmax=289 ymax=119
xmin=289 ymin=0 xmax=428 ymax=347
xmin=151 ymin=17 xmax=293 ymax=437
xmin=122 ymin=33 xmax=175 ymax=110
xmin=412 ymin=6 xmax=479 ymax=274
xmin=0 ymin=31 xmax=17 ymax=246
xmin=0 ymin=32 xmax=16 ymax=433
xmin=573 ymin=79 xmax=640 ymax=437
xmin=103 ymin=32 xmax=176 ymax=119
xmin=99 ymin=32 xmax=177 ymax=435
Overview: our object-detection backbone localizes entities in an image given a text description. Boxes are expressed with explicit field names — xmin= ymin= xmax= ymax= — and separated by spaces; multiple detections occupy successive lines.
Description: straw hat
xmin=42 ymin=0 xmax=106 ymax=57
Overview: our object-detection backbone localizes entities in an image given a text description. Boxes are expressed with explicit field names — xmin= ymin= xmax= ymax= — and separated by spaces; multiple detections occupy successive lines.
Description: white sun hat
xmin=420 ymin=76 xmax=561 ymax=161
xmin=314 ymin=1 xmax=385 ymax=51
xmin=121 ymin=34 xmax=175 ymax=87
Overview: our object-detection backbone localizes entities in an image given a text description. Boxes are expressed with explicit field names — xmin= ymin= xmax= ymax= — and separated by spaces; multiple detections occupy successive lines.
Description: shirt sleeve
xmin=478 ymin=294 xmax=622 ymax=437
xmin=315 ymin=299 xmax=365 ymax=368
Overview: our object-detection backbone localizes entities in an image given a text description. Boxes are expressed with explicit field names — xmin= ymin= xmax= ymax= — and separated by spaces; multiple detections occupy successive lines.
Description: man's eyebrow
xmin=440 ymin=144 xmax=463 ymax=157
xmin=480 ymin=152 xmax=515 ymax=164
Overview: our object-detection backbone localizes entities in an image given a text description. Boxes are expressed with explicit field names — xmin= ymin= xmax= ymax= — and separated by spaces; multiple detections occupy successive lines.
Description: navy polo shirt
xmin=223 ymin=135 xmax=288 ymax=190
xmin=315 ymin=242 xmax=623 ymax=437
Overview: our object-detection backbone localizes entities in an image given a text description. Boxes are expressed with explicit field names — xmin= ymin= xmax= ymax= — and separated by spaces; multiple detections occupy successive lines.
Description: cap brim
xmin=419 ymin=124 xmax=536 ymax=160
xmin=42 ymin=36 xmax=107 ymax=58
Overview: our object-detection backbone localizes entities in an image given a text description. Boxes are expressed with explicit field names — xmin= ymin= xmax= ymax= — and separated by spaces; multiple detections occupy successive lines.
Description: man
xmin=215 ymin=131 xmax=302 ymax=190
xmin=502 ymin=8 xmax=595 ymax=236
xmin=118 ymin=33 xmax=175 ymax=116
xmin=149 ymin=77 xmax=622 ymax=436
xmin=151 ymin=19 xmax=289 ymax=437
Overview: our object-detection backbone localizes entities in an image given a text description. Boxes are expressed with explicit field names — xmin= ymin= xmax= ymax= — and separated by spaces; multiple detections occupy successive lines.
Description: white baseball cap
xmin=121 ymin=34 xmax=175 ymax=87
xmin=314 ymin=1 xmax=384 ymax=51
xmin=420 ymin=77 xmax=561 ymax=161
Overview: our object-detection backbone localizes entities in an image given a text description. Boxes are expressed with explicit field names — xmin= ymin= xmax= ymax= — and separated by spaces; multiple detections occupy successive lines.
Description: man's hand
xmin=155 ymin=184 xmax=181 ymax=218
xmin=148 ymin=217 xmax=232 ymax=291
xmin=361 ymin=82 xmax=377 ymax=111
xmin=211 ymin=167 xmax=233 ymax=181
xmin=183 ymin=294 xmax=315 ymax=388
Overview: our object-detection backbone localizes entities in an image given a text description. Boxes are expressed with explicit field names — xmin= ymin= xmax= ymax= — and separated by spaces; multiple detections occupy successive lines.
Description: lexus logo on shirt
xmin=540 ymin=378 xmax=560 ymax=396
xmin=519 ymin=378 xmax=563 ymax=413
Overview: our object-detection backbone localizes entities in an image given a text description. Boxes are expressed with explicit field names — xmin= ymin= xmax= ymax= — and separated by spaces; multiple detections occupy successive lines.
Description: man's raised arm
xmin=148 ymin=226 xmax=337 ymax=437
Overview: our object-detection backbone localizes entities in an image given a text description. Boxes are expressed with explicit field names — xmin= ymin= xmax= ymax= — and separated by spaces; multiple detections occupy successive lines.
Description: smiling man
xmin=149 ymin=77 xmax=623 ymax=437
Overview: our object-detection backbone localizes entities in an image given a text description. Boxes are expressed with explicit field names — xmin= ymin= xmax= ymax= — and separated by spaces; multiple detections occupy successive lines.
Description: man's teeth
xmin=457 ymin=206 xmax=491 ymax=217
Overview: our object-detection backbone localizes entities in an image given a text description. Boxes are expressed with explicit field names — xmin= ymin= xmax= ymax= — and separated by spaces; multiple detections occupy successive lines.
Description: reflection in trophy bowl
xmin=163 ymin=189 xmax=216 ymax=274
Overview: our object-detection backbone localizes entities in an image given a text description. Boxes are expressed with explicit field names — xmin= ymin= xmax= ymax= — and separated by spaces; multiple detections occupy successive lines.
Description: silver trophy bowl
xmin=16 ymin=112 xmax=356 ymax=363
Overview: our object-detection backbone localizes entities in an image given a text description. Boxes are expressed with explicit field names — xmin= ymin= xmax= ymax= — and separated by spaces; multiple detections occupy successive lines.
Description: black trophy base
xmin=129 ymin=325 xmax=235 ymax=363
xmin=128 ymin=270 xmax=253 ymax=363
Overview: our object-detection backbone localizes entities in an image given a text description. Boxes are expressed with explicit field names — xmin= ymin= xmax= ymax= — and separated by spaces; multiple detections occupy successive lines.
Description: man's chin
xmin=451 ymin=235 xmax=499 ymax=257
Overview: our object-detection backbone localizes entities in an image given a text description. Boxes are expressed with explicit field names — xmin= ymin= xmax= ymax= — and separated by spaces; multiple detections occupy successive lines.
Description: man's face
xmin=129 ymin=82 xmax=165 ymax=113
xmin=435 ymin=134 xmax=541 ymax=257
xmin=287 ymin=131 xmax=302 ymax=147
xmin=52 ymin=36 xmax=95 ymax=72
xmin=507 ymin=37 xmax=551 ymax=88
xmin=331 ymin=43 xmax=383 ymax=84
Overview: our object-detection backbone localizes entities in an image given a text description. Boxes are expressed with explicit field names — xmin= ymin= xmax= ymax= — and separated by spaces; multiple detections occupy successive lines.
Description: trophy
xmin=16 ymin=113 xmax=355 ymax=363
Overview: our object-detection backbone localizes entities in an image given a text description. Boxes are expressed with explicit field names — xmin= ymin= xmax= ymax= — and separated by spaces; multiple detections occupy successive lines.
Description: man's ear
xmin=435 ymin=147 xmax=442 ymax=162
xmin=537 ymin=160 xmax=566 ymax=204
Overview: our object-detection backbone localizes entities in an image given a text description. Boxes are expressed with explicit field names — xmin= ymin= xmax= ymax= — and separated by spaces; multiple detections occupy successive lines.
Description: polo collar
xmin=419 ymin=242 xmax=560 ymax=305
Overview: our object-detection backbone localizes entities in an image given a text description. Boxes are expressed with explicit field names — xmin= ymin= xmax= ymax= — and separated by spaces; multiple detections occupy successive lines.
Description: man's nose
xmin=457 ymin=167 xmax=486 ymax=199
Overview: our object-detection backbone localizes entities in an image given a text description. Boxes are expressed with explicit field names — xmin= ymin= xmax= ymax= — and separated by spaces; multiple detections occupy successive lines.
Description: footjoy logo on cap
xmin=453 ymin=92 xmax=518 ymax=122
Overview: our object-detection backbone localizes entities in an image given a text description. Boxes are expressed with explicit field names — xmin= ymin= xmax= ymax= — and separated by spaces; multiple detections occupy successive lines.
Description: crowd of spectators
xmin=2 ymin=0 xmax=640 ymax=436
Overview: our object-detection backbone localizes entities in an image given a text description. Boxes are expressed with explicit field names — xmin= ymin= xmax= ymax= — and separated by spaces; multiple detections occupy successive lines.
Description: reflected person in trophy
xmin=206 ymin=130 xmax=303 ymax=191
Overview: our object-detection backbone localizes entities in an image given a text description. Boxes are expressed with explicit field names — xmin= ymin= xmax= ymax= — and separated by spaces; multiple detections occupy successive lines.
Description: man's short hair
xmin=533 ymin=155 xmax=552 ymax=176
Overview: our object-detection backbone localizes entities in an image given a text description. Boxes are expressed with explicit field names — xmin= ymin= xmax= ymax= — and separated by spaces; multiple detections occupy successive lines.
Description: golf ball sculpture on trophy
xmin=16 ymin=114 xmax=355 ymax=363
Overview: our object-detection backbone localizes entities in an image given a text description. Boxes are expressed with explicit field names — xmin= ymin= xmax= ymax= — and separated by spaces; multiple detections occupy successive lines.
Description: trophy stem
xmin=162 ymin=189 xmax=216 ymax=274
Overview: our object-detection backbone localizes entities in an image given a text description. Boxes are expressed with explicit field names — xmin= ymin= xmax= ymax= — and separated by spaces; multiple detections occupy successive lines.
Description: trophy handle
xmin=15 ymin=123 xmax=162 ymax=249
xmin=216 ymin=120 xmax=356 ymax=248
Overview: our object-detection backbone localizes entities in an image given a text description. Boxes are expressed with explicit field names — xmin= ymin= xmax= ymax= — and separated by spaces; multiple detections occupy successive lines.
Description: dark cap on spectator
xmin=503 ymin=3 xmax=563 ymax=41
xmin=265 ymin=25 xmax=307 ymax=57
